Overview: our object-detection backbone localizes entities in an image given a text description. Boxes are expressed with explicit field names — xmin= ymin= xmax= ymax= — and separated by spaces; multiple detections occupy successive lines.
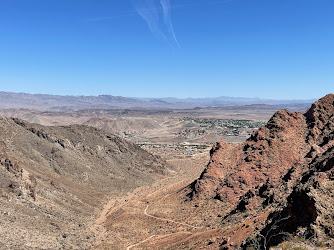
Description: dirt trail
xmin=144 ymin=204 xmax=197 ymax=228
xmin=91 ymin=153 xmax=210 ymax=249
xmin=126 ymin=235 xmax=157 ymax=250
xmin=125 ymin=183 xmax=197 ymax=250
xmin=90 ymin=198 xmax=118 ymax=241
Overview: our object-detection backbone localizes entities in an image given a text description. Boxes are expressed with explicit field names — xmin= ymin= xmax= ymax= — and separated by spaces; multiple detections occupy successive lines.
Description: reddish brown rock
xmin=191 ymin=108 xmax=310 ymax=205
xmin=189 ymin=94 xmax=334 ymax=248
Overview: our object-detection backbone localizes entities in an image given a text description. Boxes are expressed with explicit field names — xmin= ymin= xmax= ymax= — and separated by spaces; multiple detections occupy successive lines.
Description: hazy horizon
xmin=0 ymin=90 xmax=321 ymax=101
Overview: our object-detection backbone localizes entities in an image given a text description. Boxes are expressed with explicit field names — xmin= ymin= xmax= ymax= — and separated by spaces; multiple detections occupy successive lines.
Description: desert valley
xmin=0 ymin=92 xmax=333 ymax=249
xmin=1 ymin=1 xmax=333 ymax=249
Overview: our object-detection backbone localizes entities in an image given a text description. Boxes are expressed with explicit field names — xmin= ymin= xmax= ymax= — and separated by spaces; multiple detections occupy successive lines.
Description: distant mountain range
xmin=0 ymin=91 xmax=316 ymax=111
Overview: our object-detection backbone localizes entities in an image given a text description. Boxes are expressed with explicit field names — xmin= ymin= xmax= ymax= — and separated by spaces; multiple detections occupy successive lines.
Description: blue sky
xmin=0 ymin=0 xmax=333 ymax=99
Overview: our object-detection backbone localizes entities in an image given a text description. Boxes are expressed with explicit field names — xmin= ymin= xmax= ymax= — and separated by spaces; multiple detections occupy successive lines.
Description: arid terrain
xmin=89 ymin=94 xmax=334 ymax=249
xmin=0 ymin=94 xmax=333 ymax=249
xmin=2 ymin=0 xmax=333 ymax=247
xmin=0 ymin=105 xmax=280 ymax=158
xmin=0 ymin=116 xmax=176 ymax=248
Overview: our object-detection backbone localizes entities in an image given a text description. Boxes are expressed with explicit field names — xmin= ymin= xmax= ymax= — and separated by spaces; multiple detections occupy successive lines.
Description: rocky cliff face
xmin=189 ymin=94 xmax=334 ymax=248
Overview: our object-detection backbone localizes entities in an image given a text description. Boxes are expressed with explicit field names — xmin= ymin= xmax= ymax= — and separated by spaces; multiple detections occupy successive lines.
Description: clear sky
xmin=0 ymin=0 xmax=333 ymax=99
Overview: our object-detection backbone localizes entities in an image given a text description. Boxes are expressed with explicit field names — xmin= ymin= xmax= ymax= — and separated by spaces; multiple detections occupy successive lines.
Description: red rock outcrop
xmin=191 ymin=108 xmax=310 ymax=205
xmin=189 ymin=94 xmax=334 ymax=248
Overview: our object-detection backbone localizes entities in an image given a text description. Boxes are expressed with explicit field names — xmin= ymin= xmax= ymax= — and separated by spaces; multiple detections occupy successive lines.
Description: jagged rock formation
xmin=189 ymin=94 xmax=334 ymax=249
xmin=0 ymin=117 xmax=173 ymax=248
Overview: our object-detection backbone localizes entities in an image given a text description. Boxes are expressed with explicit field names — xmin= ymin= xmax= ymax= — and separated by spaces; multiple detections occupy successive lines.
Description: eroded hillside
xmin=0 ymin=117 xmax=173 ymax=248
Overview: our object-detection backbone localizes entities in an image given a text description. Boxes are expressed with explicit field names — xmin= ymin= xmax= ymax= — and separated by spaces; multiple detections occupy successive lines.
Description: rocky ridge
xmin=0 ymin=117 xmax=173 ymax=248
xmin=189 ymin=94 xmax=334 ymax=249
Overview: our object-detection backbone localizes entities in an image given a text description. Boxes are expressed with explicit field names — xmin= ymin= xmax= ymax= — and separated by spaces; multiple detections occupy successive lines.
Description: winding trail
xmin=144 ymin=205 xmax=197 ymax=229
xmin=126 ymin=235 xmax=157 ymax=250
xmin=124 ymin=182 xmax=198 ymax=249
xmin=91 ymin=153 xmax=210 ymax=249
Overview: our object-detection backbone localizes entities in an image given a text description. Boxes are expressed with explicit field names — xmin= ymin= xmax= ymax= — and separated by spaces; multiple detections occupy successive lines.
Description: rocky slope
xmin=0 ymin=117 xmax=173 ymax=248
xmin=188 ymin=94 xmax=334 ymax=249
